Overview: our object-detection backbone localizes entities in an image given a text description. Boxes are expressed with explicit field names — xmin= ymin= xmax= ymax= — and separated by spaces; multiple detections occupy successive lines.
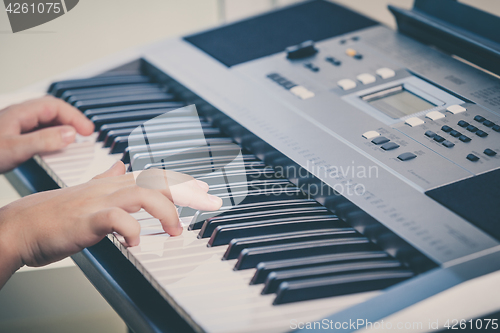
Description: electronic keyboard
xmin=16 ymin=1 xmax=500 ymax=332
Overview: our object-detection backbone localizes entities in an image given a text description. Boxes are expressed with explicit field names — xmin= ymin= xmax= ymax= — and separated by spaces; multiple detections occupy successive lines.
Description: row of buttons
xmin=404 ymin=105 xmax=467 ymax=128
xmin=304 ymin=63 xmax=320 ymax=72
xmin=337 ymin=67 xmax=395 ymax=90
xmin=364 ymin=133 xmax=416 ymax=161
xmin=467 ymin=149 xmax=497 ymax=162
xmin=424 ymin=130 xmax=456 ymax=148
xmin=345 ymin=48 xmax=363 ymax=60
xmin=445 ymin=123 xmax=487 ymax=138
xmin=339 ymin=36 xmax=360 ymax=44
xmin=325 ymin=57 xmax=341 ymax=66
xmin=267 ymin=73 xmax=296 ymax=89
xmin=266 ymin=73 xmax=315 ymax=100
xmin=305 ymin=47 xmax=364 ymax=72
xmin=474 ymin=115 xmax=500 ymax=132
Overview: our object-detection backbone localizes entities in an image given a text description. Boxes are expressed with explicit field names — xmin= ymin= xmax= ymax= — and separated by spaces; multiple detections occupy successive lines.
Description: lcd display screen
xmin=363 ymin=86 xmax=436 ymax=119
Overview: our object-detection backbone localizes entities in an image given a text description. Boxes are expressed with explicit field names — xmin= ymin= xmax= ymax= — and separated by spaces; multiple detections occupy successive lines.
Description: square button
xmin=459 ymin=135 xmax=471 ymax=142
xmin=441 ymin=125 xmax=452 ymax=133
xmin=362 ymin=131 xmax=380 ymax=139
xmin=446 ymin=105 xmax=466 ymax=114
xmin=426 ymin=111 xmax=445 ymax=121
xmin=476 ymin=130 xmax=488 ymax=137
xmin=484 ymin=148 xmax=497 ymax=157
xmin=467 ymin=154 xmax=479 ymax=162
xmin=405 ymin=117 xmax=425 ymax=127
xmin=483 ymin=120 xmax=495 ymax=127
xmin=290 ymin=86 xmax=315 ymax=99
xmin=457 ymin=120 xmax=469 ymax=127
xmin=372 ymin=136 xmax=390 ymax=145
xmin=474 ymin=115 xmax=485 ymax=122
xmin=376 ymin=67 xmax=396 ymax=79
xmin=449 ymin=130 xmax=462 ymax=137
xmin=425 ymin=130 xmax=436 ymax=138
xmin=442 ymin=140 xmax=455 ymax=148
xmin=433 ymin=135 xmax=445 ymax=142
xmin=381 ymin=142 xmax=400 ymax=151
xmin=466 ymin=125 xmax=478 ymax=132
xmin=337 ymin=79 xmax=357 ymax=90
xmin=356 ymin=73 xmax=376 ymax=84
xmin=398 ymin=152 xmax=417 ymax=161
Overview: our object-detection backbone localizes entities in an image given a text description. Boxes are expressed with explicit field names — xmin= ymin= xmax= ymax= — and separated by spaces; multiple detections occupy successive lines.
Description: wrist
xmin=0 ymin=205 xmax=24 ymax=288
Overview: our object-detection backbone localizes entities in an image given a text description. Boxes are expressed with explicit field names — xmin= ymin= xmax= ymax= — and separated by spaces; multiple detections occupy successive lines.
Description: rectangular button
xmin=356 ymin=73 xmax=376 ymax=84
xmin=459 ymin=135 xmax=471 ymax=142
xmin=442 ymin=140 xmax=455 ymax=148
xmin=381 ymin=142 xmax=400 ymax=151
xmin=376 ymin=67 xmax=396 ymax=79
xmin=433 ymin=135 xmax=445 ymax=142
xmin=425 ymin=130 xmax=436 ymax=138
xmin=405 ymin=117 xmax=424 ymax=127
xmin=290 ymin=86 xmax=315 ymax=99
xmin=446 ymin=105 xmax=466 ymax=114
xmin=337 ymin=79 xmax=356 ymax=90
xmin=398 ymin=152 xmax=417 ymax=161
xmin=371 ymin=136 xmax=390 ymax=145
xmin=467 ymin=154 xmax=479 ymax=162
xmin=426 ymin=111 xmax=445 ymax=121
xmin=362 ymin=131 xmax=380 ymax=139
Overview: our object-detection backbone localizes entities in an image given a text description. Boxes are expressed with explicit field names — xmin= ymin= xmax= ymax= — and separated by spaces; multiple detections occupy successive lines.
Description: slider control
xmin=286 ymin=40 xmax=318 ymax=60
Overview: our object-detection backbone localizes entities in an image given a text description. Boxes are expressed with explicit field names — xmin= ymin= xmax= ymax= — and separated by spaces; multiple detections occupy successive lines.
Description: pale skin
xmin=0 ymin=96 xmax=222 ymax=288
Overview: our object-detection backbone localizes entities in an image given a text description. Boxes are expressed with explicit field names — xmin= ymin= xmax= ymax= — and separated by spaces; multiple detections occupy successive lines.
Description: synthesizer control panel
xmin=235 ymin=36 xmax=500 ymax=190
xmin=141 ymin=0 xmax=500 ymax=265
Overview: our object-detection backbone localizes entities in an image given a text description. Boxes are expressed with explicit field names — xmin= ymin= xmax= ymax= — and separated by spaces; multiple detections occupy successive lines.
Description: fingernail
xmin=60 ymin=127 xmax=76 ymax=144
xmin=196 ymin=180 xmax=209 ymax=190
xmin=209 ymin=195 xmax=223 ymax=206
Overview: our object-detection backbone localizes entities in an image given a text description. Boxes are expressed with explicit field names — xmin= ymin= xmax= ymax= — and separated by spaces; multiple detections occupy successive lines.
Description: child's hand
xmin=0 ymin=161 xmax=222 ymax=287
xmin=0 ymin=95 xmax=94 ymax=173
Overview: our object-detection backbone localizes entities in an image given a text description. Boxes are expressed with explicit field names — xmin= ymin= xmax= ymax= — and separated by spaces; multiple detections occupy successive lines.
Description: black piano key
xmin=180 ymin=181 xmax=300 ymax=218
xmin=199 ymin=206 xmax=329 ymax=238
xmin=74 ymin=93 xmax=177 ymax=111
xmin=142 ymin=153 xmax=254 ymax=171
xmin=122 ymin=138 xmax=233 ymax=163
xmin=189 ymin=199 xmax=319 ymax=230
xmin=61 ymin=83 xmax=162 ymax=100
xmin=217 ymin=186 xmax=306 ymax=208
xmin=196 ymin=168 xmax=277 ymax=185
xmin=262 ymin=259 xmax=403 ymax=294
xmin=162 ymin=160 xmax=265 ymax=176
xmin=66 ymin=86 xmax=165 ymax=105
xmin=208 ymin=217 xmax=342 ymax=247
xmin=49 ymin=75 xmax=151 ymax=97
xmin=273 ymin=270 xmax=413 ymax=304
xmin=207 ymin=179 xmax=291 ymax=195
xmin=98 ymin=112 xmax=199 ymax=141
xmin=251 ymin=251 xmax=390 ymax=284
xmin=104 ymin=122 xmax=211 ymax=148
xmin=110 ymin=128 xmax=223 ymax=154
xmin=224 ymin=228 xmax=356 ymax=260
xmin=91 ymin=109 xmax=178 ymax=130
xmin=234 ymin=237 xmax=373 ymax=270
xmin=130 ymin=143 xmax=242 ymax=170
xmin=85 ymin=101 xmax=186 ymax=118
